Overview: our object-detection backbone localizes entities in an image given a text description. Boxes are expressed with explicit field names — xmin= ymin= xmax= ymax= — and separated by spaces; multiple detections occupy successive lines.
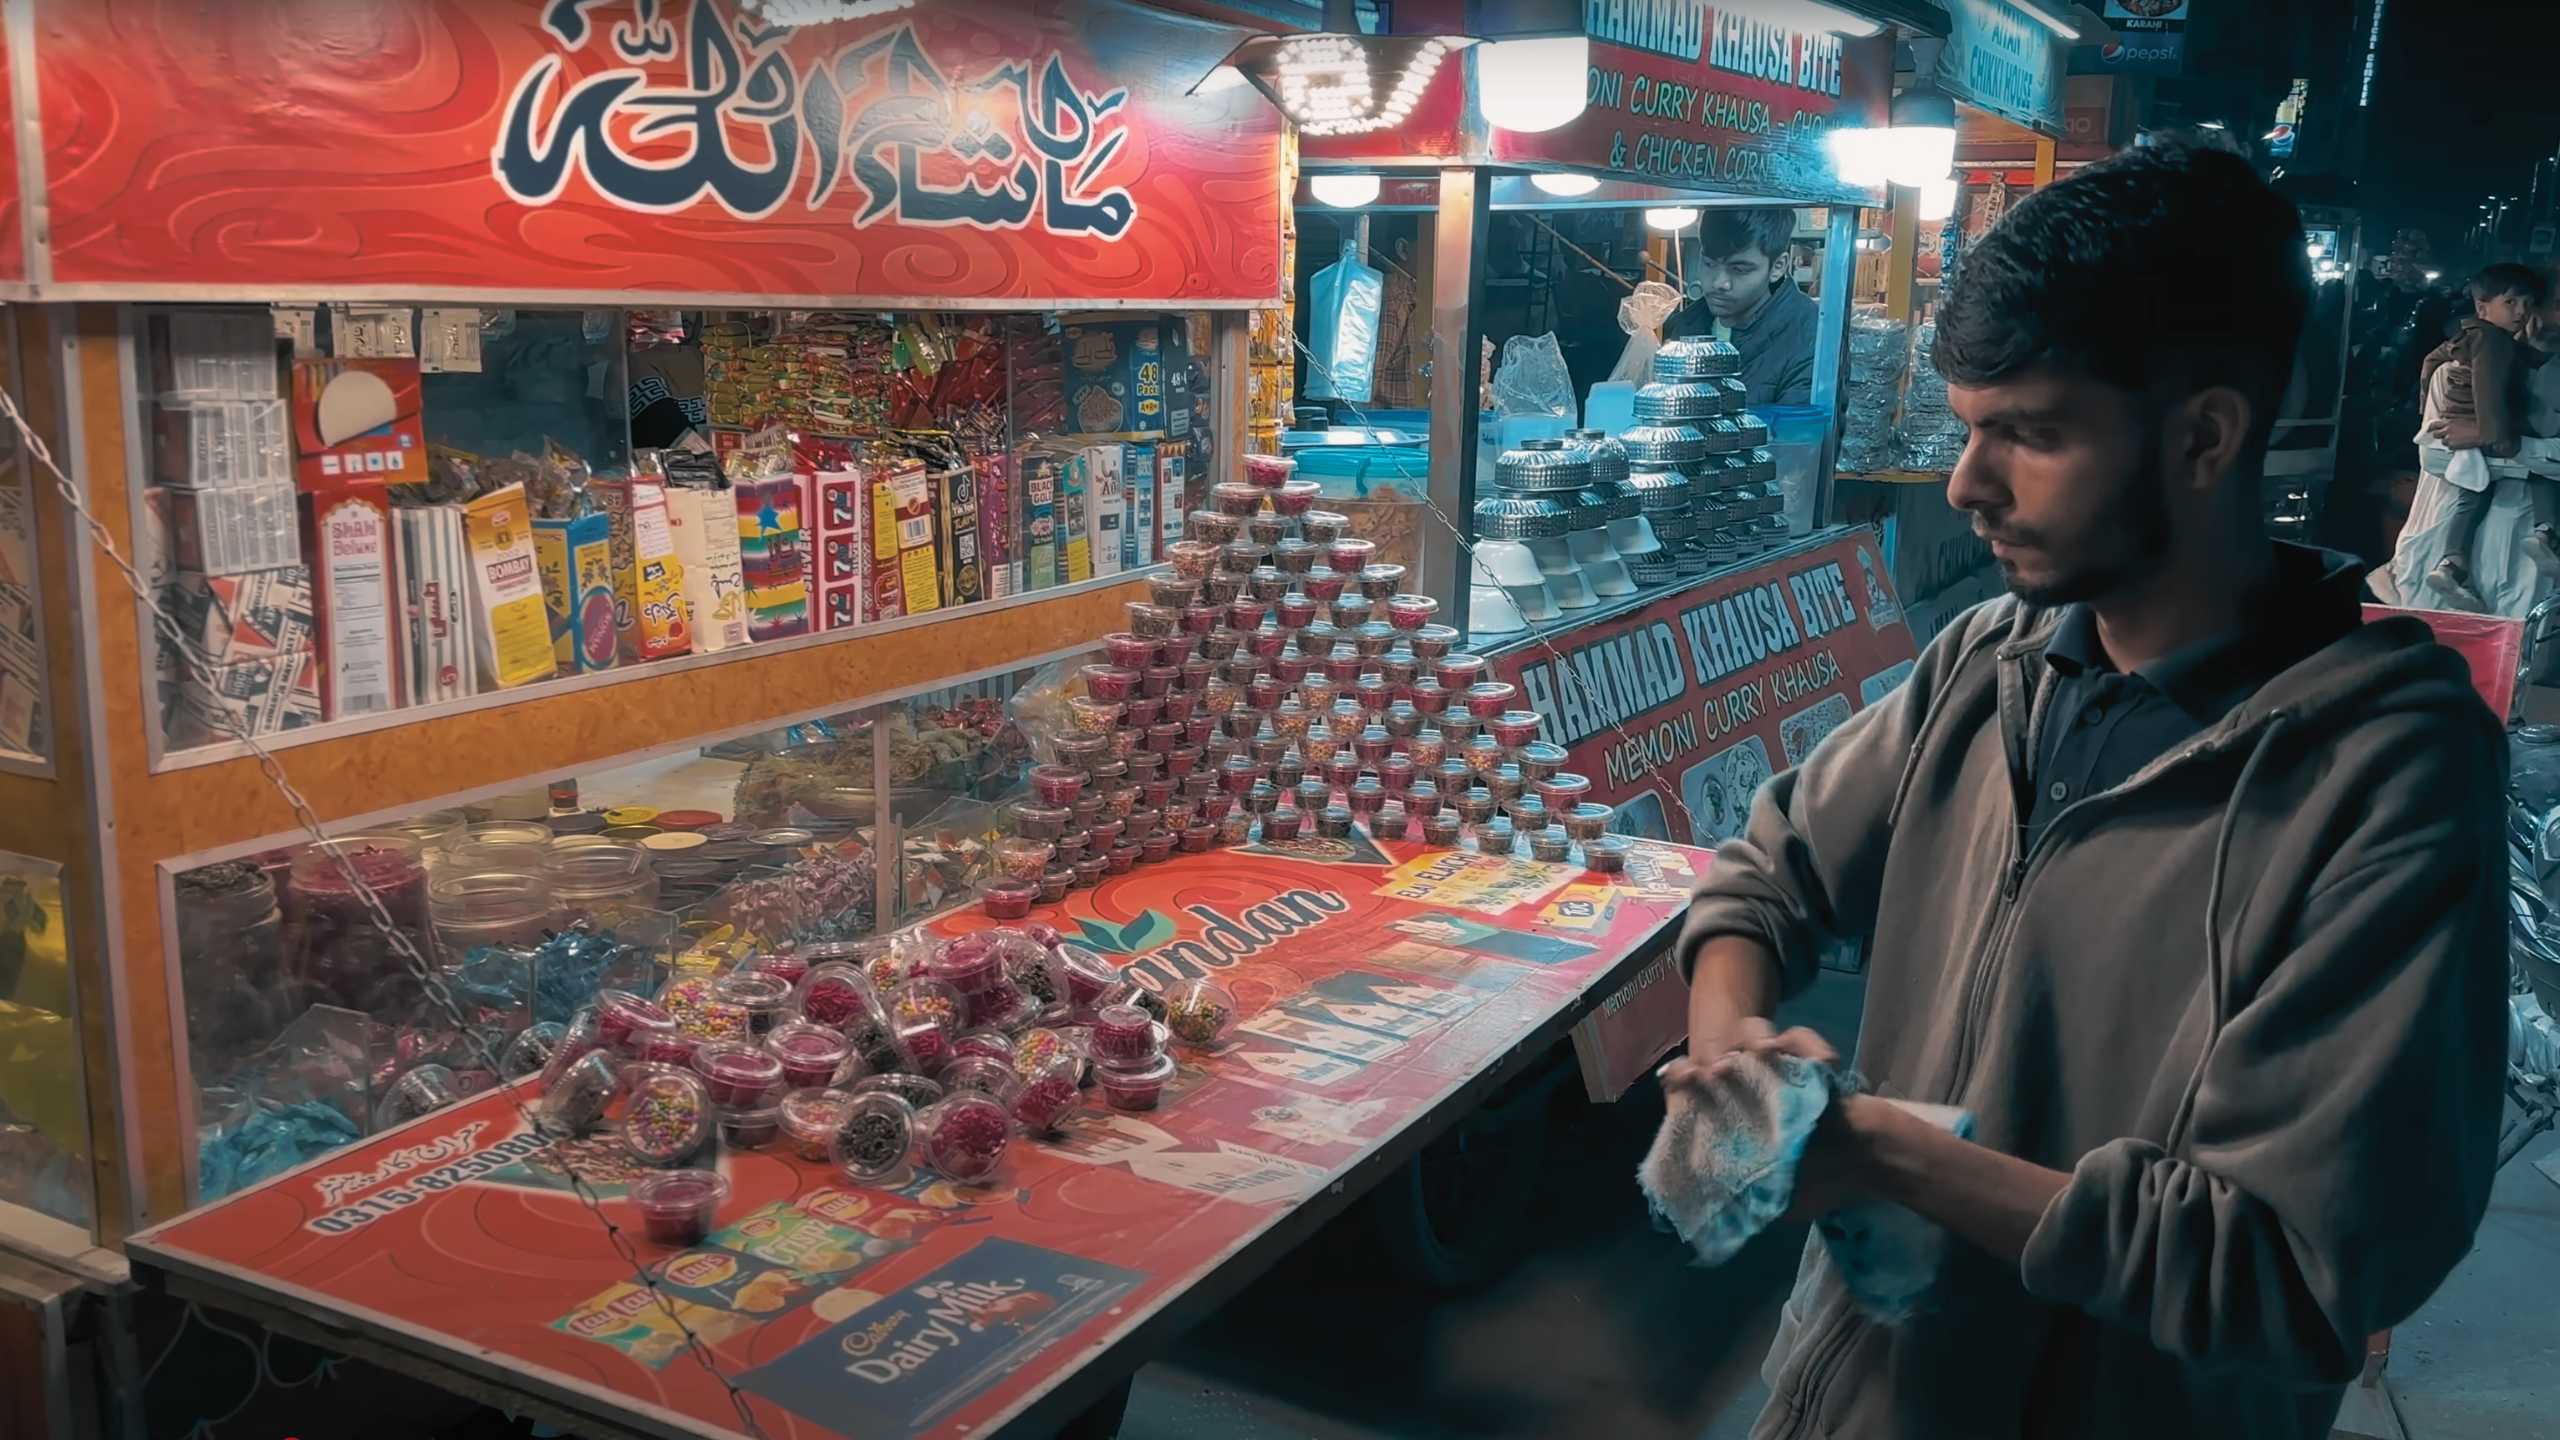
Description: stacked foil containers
xmin=1627 ymin=337 xmax=1787 ymax=569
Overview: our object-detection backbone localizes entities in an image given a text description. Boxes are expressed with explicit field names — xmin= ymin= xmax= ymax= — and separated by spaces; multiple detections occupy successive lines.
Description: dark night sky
xmin=2357 ymin=0 xmax=2560 ymax=248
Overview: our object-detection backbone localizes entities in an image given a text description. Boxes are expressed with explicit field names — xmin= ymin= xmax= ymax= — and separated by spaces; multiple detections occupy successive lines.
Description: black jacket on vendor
xmin=1676 ymin=551 xmax=2508 ymax=1440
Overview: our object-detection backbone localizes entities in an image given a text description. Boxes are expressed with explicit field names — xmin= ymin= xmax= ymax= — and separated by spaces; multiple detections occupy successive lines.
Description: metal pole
xmin=1423 ymin=167 xmax=1489 ymax=635
xmin=1809 ymin=204 xmax=1861 ymax=528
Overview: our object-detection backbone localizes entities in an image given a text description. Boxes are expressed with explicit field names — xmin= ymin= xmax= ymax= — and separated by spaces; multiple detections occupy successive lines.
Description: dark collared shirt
xmin=1669 ymin=280 xmax=1818 ymax=409
xmin=2027 ymin=549 xmax=2364 ymax=846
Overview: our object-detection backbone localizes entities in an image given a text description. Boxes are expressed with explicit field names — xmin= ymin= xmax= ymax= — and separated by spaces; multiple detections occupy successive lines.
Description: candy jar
xmin=718 ymin=1103 xmax=781 ymax=1150
xmin=537 ymin=1050 xmax=622 ymax=1135
xmin=1058 ymin=944 xmax=1124 ymax=1021
xmin=887 ymin=978 xmax=964 ymax=1072
xmin=1163 ymin=978 xmax=1236 ymax=1048
xmin=373 ymin=1064 xmax=462 ymax=1133
xmin=713 ymin=970 xmax=795 ymax=1039
xmin=914 ymin=1094 xmax=1013 ymax=1183
xmin=693 ymin=1042 xmax=785 ymax=1108
xmin=940 ymin=1054 xmax=1024 ymax=1105
xmin=1010 ymin=1055 xmax=1083 ymax=1134
xmin=595 ymin=989 xmax=676 ymax=1054
xmin=1097 ymin=1054 xmax=1179 ymax=1113
xmin=852 ymin=1071 xmax=944 ymax=1111
xmin=630 ymin=1169 xmax=730 ymax=1246
xmin=779 ymin=1088 xmax=854 ymax=1162
xmin=1089 ymin=1002 xmax=1164 ymax=1067
xmin=925 ymin=933 xmax=1005 ymax=996
xmin=831 ymin=1091 xmax=918 ymax=1183
xmin=621 ymin=1064 xmax=716 ymax=1168
xmin=769 ymin=1020 xmax=852 ymax=1090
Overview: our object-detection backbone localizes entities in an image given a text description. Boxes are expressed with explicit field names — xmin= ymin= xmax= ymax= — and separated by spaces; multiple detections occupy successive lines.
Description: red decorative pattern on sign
xmin=33 ymin=0 xmax=1282 ymax=304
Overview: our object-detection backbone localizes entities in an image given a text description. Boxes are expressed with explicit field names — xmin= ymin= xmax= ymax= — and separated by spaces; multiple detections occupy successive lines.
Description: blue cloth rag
xmin=1639 ymin=1052 xmax=1973 ymax=1323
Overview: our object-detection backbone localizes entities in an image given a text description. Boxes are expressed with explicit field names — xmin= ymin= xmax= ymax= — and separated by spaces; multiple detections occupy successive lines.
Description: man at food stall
xmin=1669 ymin=207 xmax=1815 ymax=407
xmin=1661 ymin=143 xmax=2505 ymax=1440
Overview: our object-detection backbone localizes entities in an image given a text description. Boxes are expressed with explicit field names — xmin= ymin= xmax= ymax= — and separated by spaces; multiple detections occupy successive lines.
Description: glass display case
xmin=0 ymin=854 xmax=91 ymax=1231
xmin=165 ymin=650 xmax=1081 ymax=1206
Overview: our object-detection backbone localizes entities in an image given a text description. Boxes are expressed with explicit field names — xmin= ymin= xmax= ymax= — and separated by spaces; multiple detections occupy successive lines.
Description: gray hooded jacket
xmin=1678 ymin=566 xmax=2509 ymax=1440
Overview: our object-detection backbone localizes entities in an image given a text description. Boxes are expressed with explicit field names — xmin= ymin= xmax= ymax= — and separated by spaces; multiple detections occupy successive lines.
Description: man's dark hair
xmin=1933 ymin=142 xmax=2310 ymax=454
xmin=2468 ymin=262 xmax=2548 ymax=307
xmin=1700 ymin=207 xmax=1797 ymax=270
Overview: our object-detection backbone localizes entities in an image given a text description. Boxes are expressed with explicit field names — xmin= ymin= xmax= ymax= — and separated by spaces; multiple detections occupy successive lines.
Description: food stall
xmin=0 ymin=2 xmax=1734 ymax=1434
xmin=1831 ymin=0 xmax=2092 ymax=643
xmin=1286 ymin=5 xmax=1928 ymax=1095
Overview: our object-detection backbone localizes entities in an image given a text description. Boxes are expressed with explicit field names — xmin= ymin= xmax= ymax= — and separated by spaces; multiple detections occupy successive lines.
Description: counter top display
xmin=130 ymin=835 xmax=1704 ymax=1440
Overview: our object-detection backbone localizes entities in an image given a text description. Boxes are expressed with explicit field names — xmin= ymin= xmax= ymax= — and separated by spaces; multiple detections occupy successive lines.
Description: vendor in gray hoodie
xmin=1666 ymin=141 xmax=2508 ymax=1440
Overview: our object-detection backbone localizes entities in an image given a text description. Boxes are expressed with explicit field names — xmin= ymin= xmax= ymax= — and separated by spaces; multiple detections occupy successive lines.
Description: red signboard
xmin=130 ymin=839 xmax=1702 ymax=1440
xmin=1490 ymin=12 xmax=1891 ymax=203
xmin=1491 ymin=531 xmax=1918 ymax=1096
xmin=31 ymin=0 xmax=1284 ymax=306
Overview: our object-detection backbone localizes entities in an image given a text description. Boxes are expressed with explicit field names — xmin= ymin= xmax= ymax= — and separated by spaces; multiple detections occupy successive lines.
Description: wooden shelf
xmin=1838 ymin=468 xmax=1953 ymax=486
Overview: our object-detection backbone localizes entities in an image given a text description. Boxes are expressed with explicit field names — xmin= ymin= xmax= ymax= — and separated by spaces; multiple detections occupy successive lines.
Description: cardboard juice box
xmin=664 ymin=487 xmax=750 ymax=653
xmin=868 ymin=457 xmax=939 ymax=621
xmin=299 ymin=483 xmax=403 ymax=720
xmin=460 ymin=483 xmax=558 ymax=690
xmin=532 ymin=511 xmax=617 ymax=673
xmin=734 ymin=474 xmax=809 ymax=641
xmin=594 ymin=475 xmax=691 ymax=662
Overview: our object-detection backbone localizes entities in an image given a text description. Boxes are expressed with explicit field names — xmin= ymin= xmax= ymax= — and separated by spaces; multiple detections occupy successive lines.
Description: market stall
xmin=1830 ymin=1 xmax=2091 ymax=642
xmin=0 ymin=2 xmax=1757 ymax=1433
xmin=1270 ymin=5 xmax=1931 ymax=1092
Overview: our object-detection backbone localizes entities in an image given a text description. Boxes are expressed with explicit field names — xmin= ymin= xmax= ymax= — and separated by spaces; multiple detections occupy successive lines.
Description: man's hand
xmin=1662 ymin=1014 xmax=1838 ymax=1087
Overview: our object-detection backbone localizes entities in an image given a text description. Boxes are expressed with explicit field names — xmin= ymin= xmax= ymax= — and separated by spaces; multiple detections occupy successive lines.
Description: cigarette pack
xmin=593 ymin=475 xmax=691 ymax=662
xmin=299 ymin=484 xmax=403 ymax=720
xmin=1056 ymin=451 xmax=1092 ymax=585
xmin=1157 ymin=440 xmax=1189 ymax=553
xmin=169 ymin=566 xmax=314 ymax=666
xmin=664 ymin=487 xmax=750 ymax=653
xmin=1123 ymin=440 xmax=1155 ymax=572
xmin=941 ymin=459 xmax=985 ymax=609
xmin=734 ymin=472 xmax=809 ymax=641
xmin=289 ymin=357 xmax=425 ymax=488
xmin=975 ymin=449 xmax=1016 ymax=599
xmin=1020 ymin=451 xmax=1060 ymax=592
xmin=460 ymin=483 xmax=558 ymax=690
xmin=396 ymin=507 xmax=475 ymax=706
xmin=169 ymin=651 xmax=321 ymax=747
xmin=1080 ymin=445 xmax=1125 ymax=579
xmin=868 ymin=457 xmax=940 ymax=621
xmin=532 ymin=510 xmax=618 ymax=673
xmin=161 ymin=483 xmax=301 ymax=578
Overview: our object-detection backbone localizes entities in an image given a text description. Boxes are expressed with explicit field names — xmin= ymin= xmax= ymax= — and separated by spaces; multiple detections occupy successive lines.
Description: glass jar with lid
xmin=444 ymin=820 xmax=555 ymax=875
xmin=175 ymin=859 xmax=287 ymax=1080
xmin=543 ymin=840 xmax=660 ymax=931
xmin=386 ymin=808 xmax=469 ymax=864
xmin=429 ymin=867 xmax=552 ymax=968
xmin=283 ymin=832 xmax=433 ymax=1022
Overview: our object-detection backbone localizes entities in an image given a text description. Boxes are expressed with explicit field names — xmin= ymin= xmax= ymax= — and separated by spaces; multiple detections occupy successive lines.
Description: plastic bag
xmin=1607 ymin=282 xmax=1683 ymax=386
xmin=1304 ymin=240 xmax=1384 ymax=404
xmin=1492 ymin=333 xmax=1575 ymax=418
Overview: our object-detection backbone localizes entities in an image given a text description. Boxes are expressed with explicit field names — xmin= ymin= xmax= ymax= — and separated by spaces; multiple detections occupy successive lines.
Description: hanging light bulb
xmin=1918 ymin=175 xmax=1958 ymax=222
xmin=1644 ymin=207 xmax=1699 ymax=232
xmin=1828 ymin=128 xmax=1892 ymax=189
xmin=1531 ymin=172 xmax=1601 ymax=198
xmin=1883 ymin=90 xmax=1959 ymax=189
xmin=1310 ymin=173 xmax=1383 ymax=208
xmin=1475 ymin=34 xmax=1590 ymax=133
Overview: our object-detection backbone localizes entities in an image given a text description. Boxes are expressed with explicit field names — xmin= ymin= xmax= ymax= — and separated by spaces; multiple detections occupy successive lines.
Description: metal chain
xmin=1289 ymin=337 xmax=1702 ymax=840
xmin=0 ymin=382 xmax=768 ymax=1439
